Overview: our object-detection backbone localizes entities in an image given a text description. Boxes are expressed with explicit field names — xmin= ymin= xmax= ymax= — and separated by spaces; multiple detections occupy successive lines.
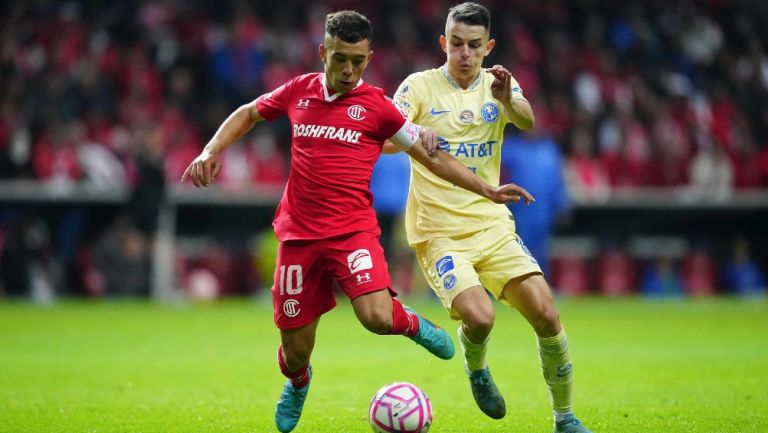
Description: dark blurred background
xmin=1 ymin=0 xmax=766 ymax=302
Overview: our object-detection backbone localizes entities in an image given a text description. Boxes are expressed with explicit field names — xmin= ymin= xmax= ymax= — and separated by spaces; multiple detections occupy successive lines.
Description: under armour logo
xmin=356 ymin=273 xmax=371 ymax=284
xmin=297 ymin=99 xmax=310 ymax=109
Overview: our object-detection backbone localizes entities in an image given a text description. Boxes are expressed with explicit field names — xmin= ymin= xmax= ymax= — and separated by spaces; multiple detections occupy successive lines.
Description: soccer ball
xmin=368 ymin=382 xmax=432 ymax=433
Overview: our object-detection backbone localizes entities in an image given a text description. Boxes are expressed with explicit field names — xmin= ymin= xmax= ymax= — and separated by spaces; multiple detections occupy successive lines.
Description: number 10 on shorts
xmin=279 ymin=265 xmax=304 ymax=295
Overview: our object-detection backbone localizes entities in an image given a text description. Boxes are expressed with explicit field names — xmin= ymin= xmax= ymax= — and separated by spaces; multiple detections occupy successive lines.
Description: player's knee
xmin=463 ymin=309 xmax=495 ymax=336
xmin=282 ymin=345 xmax=312 ymax=369
xmin=531 ymin=304 xmax=561 ymax=336
xmin=359 ymin=309 xmax=393 ymax=335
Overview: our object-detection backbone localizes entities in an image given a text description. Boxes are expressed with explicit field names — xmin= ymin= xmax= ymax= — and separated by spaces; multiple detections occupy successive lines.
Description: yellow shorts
xmin=414 ymin=221 xmax=542 ymax=320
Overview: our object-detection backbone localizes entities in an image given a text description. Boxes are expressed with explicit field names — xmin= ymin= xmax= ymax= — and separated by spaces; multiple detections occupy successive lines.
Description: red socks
xmin=277 ymin=345 xmax=310 ymax=389
xmin=277 ymin=298 xmax=419 ymax=387
xmin=389 ymin=298 xmax=420 ymax=337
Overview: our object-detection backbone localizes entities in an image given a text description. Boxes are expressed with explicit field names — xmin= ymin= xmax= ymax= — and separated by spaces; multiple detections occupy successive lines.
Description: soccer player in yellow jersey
xmin=387 ymin=3 xmax=592 ymax=433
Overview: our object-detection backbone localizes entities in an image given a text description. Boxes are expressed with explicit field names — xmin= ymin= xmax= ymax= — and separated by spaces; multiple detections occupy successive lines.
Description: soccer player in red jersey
xmin=182 ymin=11 xmax=532 ymax=433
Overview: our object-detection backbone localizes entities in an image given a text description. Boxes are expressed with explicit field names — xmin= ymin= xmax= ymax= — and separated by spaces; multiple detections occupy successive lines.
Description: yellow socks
xmin=537 ymin=329 xmax=573 ymax=415
xmin=458 ymin=325 xmax=490 ymax=372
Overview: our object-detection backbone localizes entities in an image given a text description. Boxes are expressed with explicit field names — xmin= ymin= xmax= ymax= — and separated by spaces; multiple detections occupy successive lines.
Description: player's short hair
xmin=447 ymin=2 xmax=491 ymax=32
xmin=325 ymin=10 xmax=373 ymax=44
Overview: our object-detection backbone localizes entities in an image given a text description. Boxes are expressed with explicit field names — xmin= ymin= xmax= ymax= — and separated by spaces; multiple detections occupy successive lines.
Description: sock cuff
xmin=390 ymin=298 xmax=419 ymax=337
xmin=554 ymin=411 xmax=574 ymax=423
xmin=459 ymin=325 xmax=491 ymax=348
xmin=537 ymin=328 xmax=567 ymax=347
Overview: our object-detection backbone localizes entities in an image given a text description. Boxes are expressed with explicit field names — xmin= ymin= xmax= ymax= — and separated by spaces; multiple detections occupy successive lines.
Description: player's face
xmin=440 ymin=20 xmax=495 ymax=81
xmin=319 ymin=35 xmax=373 ymax=94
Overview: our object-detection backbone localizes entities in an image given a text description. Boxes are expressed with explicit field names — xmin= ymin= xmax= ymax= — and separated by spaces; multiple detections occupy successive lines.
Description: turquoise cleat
xmin=467 ymin=366 xmax=506 ymax=419
xmin=403 ymin=306 xmax=455 ymax=360
xmin=554 ymin=415 xmax=593 ymax=433
xmin=275 ymin=365 xmax=312 ymax=433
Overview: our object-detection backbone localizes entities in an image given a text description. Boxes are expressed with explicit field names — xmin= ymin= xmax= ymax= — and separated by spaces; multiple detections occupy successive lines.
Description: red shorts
xmin=271 ymin=230 xmax=392 ymax=330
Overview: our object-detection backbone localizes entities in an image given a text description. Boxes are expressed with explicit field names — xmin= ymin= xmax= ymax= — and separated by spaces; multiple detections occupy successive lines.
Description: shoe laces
xmin=469 ymin=370 xmax=492 ymax=387
xmin=278 ymin=384 xmax=308 ymax=417
xmin=557 ymin=416 xmax=583 ymax=429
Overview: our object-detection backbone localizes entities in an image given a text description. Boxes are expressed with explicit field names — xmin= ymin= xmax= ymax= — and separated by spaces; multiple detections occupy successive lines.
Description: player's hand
xmin=486 ymin=65 xmax=513 ymax=103
xmin=181 ymin=149 xmax=222 ymax=187
xmin=419 ymin=127 xmax=439 ymax=156
xmin=488 ymin=182 xmax=535 ymax=205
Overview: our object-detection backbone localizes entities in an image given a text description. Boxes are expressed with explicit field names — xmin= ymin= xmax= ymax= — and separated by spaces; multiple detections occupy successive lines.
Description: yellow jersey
xmin=393 ymin=65 xmax=528 ymax=245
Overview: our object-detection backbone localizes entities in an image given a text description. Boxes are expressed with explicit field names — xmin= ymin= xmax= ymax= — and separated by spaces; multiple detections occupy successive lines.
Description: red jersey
xmin=256 ymin=73 xmax=409 ymax=241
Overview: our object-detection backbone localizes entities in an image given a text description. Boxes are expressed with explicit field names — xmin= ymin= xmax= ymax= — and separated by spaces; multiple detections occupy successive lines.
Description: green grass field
xmin=1 ymin=297 xmax=766 ymax=433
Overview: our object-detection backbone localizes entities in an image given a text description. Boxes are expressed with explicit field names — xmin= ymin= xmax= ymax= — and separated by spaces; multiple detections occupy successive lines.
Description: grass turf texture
xmin=1 ymin=298 xmax=766 ymax=432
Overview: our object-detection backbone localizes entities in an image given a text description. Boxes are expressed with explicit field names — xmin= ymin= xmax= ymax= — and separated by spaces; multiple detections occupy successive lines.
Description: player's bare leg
xmin=352 ymin=289 xmax=455 ymax=359
xmin=502 ymin=274 xmax=592 ymax=433
xmin=452 ymin=285 xmax=506 ymax=419
xmin=275 ymin=318 xmax=320 ymax=433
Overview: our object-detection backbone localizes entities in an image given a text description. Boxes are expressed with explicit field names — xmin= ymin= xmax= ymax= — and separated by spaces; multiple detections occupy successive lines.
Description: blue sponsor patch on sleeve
xmin=435 ymin=256 xmax=455 ymax=277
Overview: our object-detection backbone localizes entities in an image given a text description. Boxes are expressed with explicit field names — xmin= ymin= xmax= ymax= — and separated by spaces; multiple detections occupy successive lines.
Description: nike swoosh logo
xmin=430 ymin=108 xmax=451 ymax=115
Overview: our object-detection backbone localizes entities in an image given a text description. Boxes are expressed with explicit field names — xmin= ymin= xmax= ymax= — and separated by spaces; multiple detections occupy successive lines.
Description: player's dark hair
xmin=447 ymin=2 xmax=491 ymax=32
xmin=325 ymin=10 xmax=373 ymax=44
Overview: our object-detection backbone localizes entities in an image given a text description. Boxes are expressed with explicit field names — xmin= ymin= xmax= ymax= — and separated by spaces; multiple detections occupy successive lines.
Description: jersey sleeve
xmin=255 ymin=77 xmax=296 ymax=121
xmin=376 ymin=95 xmax=410 ymax=142
xmin=392 ymin=75 xmax=421 ymax=121
xmin=510 ymin=77 xmax=527 ymax=102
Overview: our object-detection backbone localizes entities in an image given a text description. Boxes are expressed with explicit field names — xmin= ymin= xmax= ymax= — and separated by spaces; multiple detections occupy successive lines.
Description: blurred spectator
xmin=730 ymin=116 xmax=767 ymax=189
xmin=502 ymin=128 xmax=570 ymax=277
xmin=72 ymin=120 xmax=127 ymax=188
xmin=0 ymin=215 xmax=56 ymax=302
xmin=192 ymin=243 xmax=236 ymax=297
xmin=688 ymin=143 xmax=734 ymax=201
xmin=90 ymin=217 xmax=150 ymax=297
xmin=722 ymin=237 xmax=766 ymax=296
xmin=217 ymin=125 xmax=288 ymax=192
xmin=32 ymin=122 xmax=81 ymax=189
xmin=176 ymin=237 xmax=254 ymax=299
xmin=596 ymin=244 xmax=635 ymax=296
xmin=640 ymin=257 xmax=684 ymax=297
xmin=647 ymin=109 xmax=691 ymax=188
xmin=127 ymin=133 xmax=166 ymax=236
xmin=598 ymin=105 xmax=651 ymax=187
xmin=564 ymin=127 xmax=611 ymax=202
xmin=681 ymin=244 xmax=718 ymax=296
xmin=551 ymin=256 xmax=590 ymax=296
xmin=0 ymin=103 xmax=32 ymax=179
xmin=371 ymin=151 xmax=413 ymax=293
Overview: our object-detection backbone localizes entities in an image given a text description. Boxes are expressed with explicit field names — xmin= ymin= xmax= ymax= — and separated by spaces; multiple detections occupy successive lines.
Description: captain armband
xmin=388 ymin=119 xmax=422 ymax=151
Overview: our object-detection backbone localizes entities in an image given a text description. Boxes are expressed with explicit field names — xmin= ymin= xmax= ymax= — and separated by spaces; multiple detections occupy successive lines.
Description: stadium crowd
xmin=1 ymin=0 xmax=766 ymax=299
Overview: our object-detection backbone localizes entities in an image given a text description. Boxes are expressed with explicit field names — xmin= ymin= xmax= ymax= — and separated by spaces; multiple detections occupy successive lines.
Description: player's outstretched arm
xmin=406 ymin=137 xmax=534 ymax=205
xmin=181 ymin=101 xmax=265 ymax=187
